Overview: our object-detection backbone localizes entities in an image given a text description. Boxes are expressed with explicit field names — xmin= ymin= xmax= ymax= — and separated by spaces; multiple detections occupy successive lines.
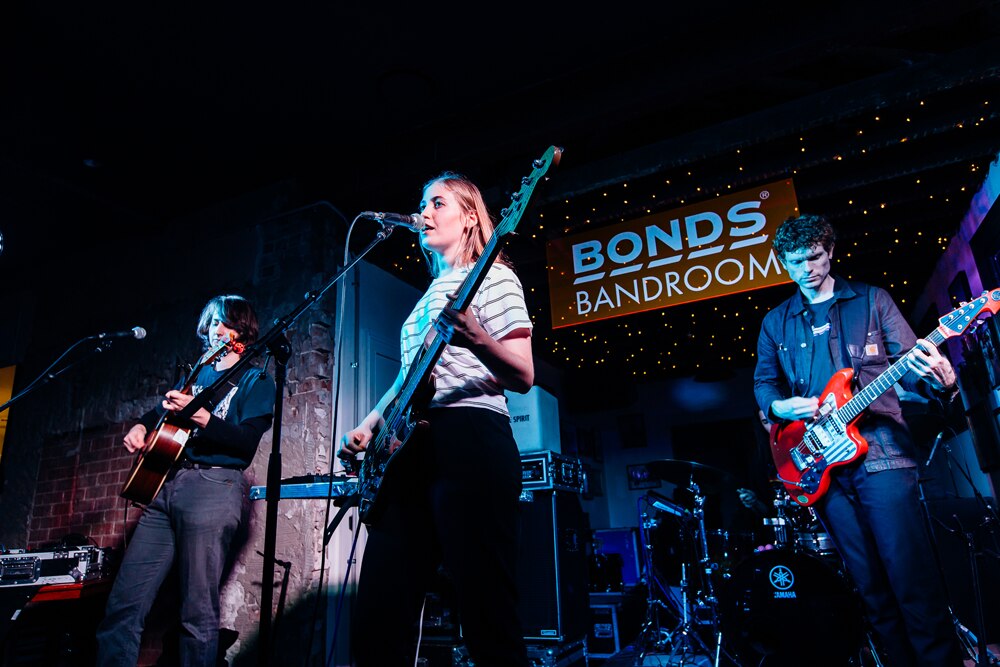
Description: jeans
xmin=96 ymin=467 xmax=248 ymax=667
xmin=816 ymin=463 xmax=964 ymax=667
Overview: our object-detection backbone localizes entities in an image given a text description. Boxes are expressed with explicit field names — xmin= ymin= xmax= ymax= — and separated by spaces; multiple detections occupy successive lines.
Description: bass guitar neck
xmin=354 ymin=146 xmax=563 ymax=526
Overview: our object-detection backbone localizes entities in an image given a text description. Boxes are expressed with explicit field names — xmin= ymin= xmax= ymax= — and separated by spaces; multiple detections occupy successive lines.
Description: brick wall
xmin=27 ymin=423 xmax=134 ymax=549
xmin=1 ymin=192 xmax=351 ymax=666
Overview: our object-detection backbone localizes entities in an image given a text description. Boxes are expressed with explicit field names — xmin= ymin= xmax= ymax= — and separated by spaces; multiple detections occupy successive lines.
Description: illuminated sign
xmin=545 ymin=179 xmax=799 ymax=328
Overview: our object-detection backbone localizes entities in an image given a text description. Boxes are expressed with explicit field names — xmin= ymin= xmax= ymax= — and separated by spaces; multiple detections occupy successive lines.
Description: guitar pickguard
xmin=789 ymin=393 xmax=858 ymax=477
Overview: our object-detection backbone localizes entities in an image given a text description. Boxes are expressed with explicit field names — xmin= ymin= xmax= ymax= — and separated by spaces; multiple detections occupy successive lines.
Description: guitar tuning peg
xmin=511 ymin=191 xmax=523 ymax=200
xmin=522 ymin=176 xmax=531 ymax=186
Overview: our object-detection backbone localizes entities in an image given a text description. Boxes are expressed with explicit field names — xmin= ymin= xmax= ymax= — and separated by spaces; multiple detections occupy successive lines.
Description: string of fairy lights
xmin=383 ymin=84 xmax=1000 ymax=382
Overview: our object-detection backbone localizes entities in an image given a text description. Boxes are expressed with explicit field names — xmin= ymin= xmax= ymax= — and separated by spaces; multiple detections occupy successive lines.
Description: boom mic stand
xmin=920 ymin=430 xmax=1000 ymax=666
xmin=172 ymin=223 xmax=398 ymax=667
xmin=0 ymin=333 xmax=138 ymax=414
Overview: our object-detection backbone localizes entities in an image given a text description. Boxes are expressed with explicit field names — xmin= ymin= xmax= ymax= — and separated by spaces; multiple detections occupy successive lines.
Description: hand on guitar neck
xmin=904 ymin=338 xmax=957 ymax=393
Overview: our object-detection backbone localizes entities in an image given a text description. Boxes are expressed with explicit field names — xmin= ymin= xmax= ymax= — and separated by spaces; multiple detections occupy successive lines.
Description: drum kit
xmin=634 ymin=459 xmax=868 ymax=667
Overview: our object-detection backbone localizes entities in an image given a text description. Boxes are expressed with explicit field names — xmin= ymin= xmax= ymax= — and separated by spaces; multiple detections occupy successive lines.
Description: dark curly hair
xmin=773 ymin=214 xmax=836 ymax=259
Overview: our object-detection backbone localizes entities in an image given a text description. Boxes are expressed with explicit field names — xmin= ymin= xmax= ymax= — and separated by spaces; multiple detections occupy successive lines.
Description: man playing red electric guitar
xmin=753 ymin=214 xmax=964 ymax=667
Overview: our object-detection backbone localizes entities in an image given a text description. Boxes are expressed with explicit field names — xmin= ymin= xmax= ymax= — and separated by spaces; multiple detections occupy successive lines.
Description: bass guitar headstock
xmin=494 ymin=146 xmax=563 ymax=238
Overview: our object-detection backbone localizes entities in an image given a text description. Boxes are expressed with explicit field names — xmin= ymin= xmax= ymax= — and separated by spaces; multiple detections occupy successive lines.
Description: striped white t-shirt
xmin=401 ymin=263 xmax=533 ymax=416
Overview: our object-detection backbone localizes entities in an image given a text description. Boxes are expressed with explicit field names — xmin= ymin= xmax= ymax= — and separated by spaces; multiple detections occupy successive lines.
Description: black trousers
xmin=816 ymin=464 xmax=964 ymax=667
xmin=351 ymin=407 xmax=529 ymax=667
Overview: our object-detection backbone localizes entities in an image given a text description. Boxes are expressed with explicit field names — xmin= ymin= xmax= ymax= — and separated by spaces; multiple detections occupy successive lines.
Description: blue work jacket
xmin=753 ymin=276 xmax=941 ymax=472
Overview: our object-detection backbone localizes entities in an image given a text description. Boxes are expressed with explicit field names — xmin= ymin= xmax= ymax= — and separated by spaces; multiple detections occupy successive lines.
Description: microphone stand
xmin=923 ymin=435 xmax=1000 ymax=665
xmin=0 ymin=334 xmax=131 ymax=414
xmin=171 ymin=225 xmax=395 ymax=667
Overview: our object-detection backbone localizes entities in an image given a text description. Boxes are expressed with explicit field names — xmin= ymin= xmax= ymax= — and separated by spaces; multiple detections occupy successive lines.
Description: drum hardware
xmin=761 ymin=482 xmax=839 ymax=558
xmin=636 ymin=460 xmax=744 ymax=667
xmin=766 ymin=484 xmax=793 ymax=548
xmin=793 ymin=529 xmax=836 ymax=556
xmin=638 ymin=498 xmax=718 ymax=666
xmin=761 ymin=515 xmax=789 ymax=550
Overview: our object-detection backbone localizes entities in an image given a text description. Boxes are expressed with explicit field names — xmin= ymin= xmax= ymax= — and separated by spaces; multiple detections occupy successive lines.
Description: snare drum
xmin=718 ymin=548 xmax=863 ymax=666
xmin=794 ymin=529 xmax=837 ymax=556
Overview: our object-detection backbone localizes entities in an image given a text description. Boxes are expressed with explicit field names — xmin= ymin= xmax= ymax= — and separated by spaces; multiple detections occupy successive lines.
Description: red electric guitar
xmin=771 ymin=288 xmax=1000 ymax=506
xmin=120 ymin=333 xmax=241 ymax=505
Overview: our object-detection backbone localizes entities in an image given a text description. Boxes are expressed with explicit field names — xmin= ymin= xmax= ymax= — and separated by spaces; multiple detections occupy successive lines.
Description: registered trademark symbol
xmin=760 ymin=190 xmax=770 ymax=199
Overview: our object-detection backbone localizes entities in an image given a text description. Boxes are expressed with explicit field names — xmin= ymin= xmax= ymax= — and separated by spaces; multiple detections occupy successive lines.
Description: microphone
xmin=360 ymin=211 xmax=425 ymax=232
xmin=98 ymin=326 xmax=147 ymax=340
xmin=646 ymin=491 xmax=691 ymax=519
xmin=925 ymin=431 xmax=945 ymax=467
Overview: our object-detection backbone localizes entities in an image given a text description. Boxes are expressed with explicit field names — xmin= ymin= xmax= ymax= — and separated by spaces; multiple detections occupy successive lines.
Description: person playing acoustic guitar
xmin=97 ymin=294 xmax=276 ymax=667
xmin=753 ymin=214 xmax=964 ymax=667
xmin=338 ymin=171 xmax=534 ymax=667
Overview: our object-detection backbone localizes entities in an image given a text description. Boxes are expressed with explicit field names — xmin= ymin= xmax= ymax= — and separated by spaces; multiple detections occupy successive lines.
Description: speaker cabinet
xmin=516 ymin=490 xmax=590 ymax=643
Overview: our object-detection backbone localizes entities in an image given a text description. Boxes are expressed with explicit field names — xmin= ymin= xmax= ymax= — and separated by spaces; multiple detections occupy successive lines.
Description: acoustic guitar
xmin=120 ymin=333 xmax=240 ymax=505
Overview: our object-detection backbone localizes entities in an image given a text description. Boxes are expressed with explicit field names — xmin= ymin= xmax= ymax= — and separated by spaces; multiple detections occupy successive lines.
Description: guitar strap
xmin=199 ymin=365 xmax=253 ymax=414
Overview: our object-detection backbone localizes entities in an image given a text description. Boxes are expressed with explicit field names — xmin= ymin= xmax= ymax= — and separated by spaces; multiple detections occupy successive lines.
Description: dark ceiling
xmin=4 ymin=1 xmax=1000 ymax=389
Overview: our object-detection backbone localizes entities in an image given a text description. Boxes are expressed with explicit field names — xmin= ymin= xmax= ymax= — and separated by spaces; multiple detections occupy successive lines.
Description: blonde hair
xmin=420 ymin=171 xmax=512 ymax=278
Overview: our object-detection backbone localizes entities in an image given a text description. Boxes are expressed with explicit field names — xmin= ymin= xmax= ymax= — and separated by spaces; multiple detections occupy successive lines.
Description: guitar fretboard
xmin=839 ymin=328 xmax=947 ymax=422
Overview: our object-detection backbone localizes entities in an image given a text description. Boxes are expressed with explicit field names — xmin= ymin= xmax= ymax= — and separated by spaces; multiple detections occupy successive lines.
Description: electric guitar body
xmin=771 ymin=288 xmax=1000 ymax=506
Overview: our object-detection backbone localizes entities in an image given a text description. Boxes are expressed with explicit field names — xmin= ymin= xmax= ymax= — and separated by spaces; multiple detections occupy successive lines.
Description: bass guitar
xmin=771 ymin=288 xmax=1000 ymax=507
xmin=120 ymin=333 xmax=241 ymax=505
xmin=354 ymin=145 xmax=563 ymax=525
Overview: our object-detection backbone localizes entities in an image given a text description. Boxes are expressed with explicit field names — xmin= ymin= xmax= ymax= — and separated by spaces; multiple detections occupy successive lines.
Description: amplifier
xmin=587 ymin=604 xmax=620 ymax=658
xmin=520 ymin=450 xmax=585 ymax=493
xmin=0 ymin=546 xmax=108 ymax=587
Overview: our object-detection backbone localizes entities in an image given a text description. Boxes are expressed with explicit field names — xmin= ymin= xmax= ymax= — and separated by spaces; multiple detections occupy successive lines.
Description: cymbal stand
xmin=656 ymin=480 xmax=725 ymax=667
xmin=686 ymin=481 xmax=724 ymax=667
xmin=636 ymin=499 xmax=676 ymax=661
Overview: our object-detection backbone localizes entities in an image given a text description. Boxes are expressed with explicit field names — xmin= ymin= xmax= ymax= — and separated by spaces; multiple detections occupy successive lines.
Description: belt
xmin=180 ymin=460 xmax=244 ymax=471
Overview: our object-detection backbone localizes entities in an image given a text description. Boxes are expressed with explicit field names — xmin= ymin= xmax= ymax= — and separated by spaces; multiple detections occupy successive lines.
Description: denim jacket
xmin=753 ymin=276 xmax=931 ymax=472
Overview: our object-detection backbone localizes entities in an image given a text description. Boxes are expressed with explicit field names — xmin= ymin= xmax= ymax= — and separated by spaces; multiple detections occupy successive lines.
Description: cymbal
xmin=644 ymin=459 xmax=734 ymax=494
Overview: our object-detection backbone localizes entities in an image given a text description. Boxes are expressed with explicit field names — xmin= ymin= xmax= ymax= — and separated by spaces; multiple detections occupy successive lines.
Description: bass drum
xmin=718 ymin=548 xmax=864 ymax=666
